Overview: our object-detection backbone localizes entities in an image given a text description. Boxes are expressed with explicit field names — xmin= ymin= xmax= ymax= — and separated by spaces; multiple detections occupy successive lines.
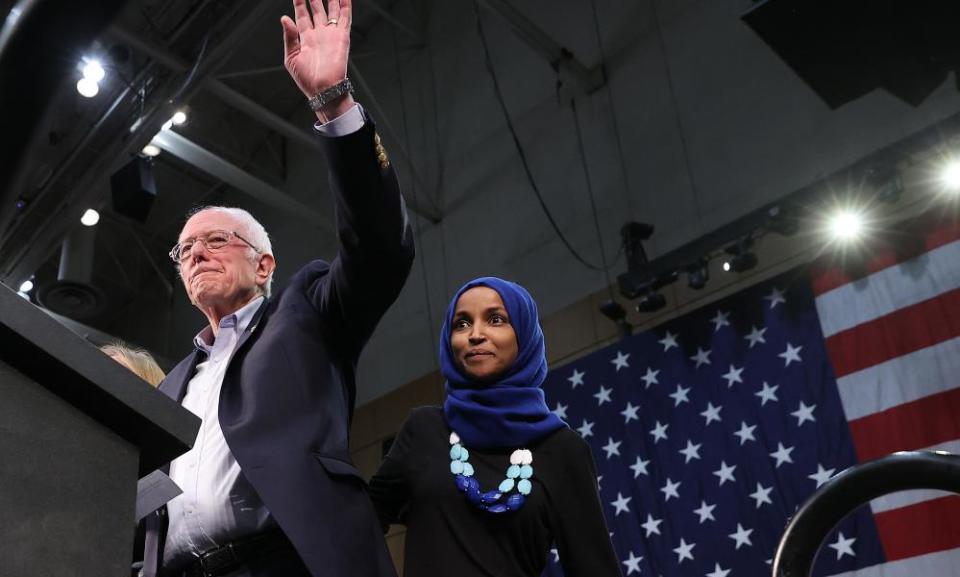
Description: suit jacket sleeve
xmin=306 ymin=114 xmax=415 ymax=358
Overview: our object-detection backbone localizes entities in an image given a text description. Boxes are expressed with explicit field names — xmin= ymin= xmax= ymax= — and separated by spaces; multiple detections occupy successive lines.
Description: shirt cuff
xmin=313 ymin=103 xmax=366 ymax=137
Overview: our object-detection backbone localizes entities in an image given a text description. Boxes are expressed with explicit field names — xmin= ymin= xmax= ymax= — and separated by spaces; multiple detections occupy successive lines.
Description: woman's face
xmin=450 ymin=286 xmax=519 ymax=382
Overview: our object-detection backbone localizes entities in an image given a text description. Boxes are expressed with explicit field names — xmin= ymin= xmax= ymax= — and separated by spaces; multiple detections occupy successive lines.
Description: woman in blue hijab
xmin=368 ymin=277 xmax=621 ymax=577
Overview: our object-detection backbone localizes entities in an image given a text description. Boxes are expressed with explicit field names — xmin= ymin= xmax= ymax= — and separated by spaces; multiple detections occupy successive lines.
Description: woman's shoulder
xmin=401 ymin=405 xmax=447 ymax=434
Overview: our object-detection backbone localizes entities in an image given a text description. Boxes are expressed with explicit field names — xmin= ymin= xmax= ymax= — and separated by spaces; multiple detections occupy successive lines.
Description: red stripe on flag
xmin=825 ymin=287 xmax=960 ymax=378
xmin=847 ymin=388 xmax=960 ymax=462
xmin=874 ymin=496 xmax=960 ymax=561
xmin=811 ymin=215 xmax=960 ymax=296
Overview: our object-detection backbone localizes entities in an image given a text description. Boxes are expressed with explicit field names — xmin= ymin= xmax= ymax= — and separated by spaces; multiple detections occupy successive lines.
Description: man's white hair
xmin=184 ymin=205 xmax=275 ymax=297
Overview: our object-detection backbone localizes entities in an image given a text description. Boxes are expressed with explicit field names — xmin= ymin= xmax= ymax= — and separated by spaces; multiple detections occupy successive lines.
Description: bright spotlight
xmin=171 ymin=110 xmax=187 ymax=125
xmin=82 ymin=59 xmax=106 ymax=82
xmin=81 ymin=209 xmax=100 ymax=227
xmin=828 ymin=209 xmax=865 ymax=241
xmin=141 ymin=144 xmax=161 ymax=157
xmin=76 ymin=77 xmax=99 ymax=98
xmin=18 ymin=279 xmax=34 ymax=293
xmin=722 ymin=261 xmax=731 ymax=273
xmin=940 ymin=161 xmax=960 ymax=191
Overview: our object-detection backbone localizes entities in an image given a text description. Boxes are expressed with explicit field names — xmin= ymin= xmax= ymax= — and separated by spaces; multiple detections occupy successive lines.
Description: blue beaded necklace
xmin=448 ymin=431 xmax=534 ymax=513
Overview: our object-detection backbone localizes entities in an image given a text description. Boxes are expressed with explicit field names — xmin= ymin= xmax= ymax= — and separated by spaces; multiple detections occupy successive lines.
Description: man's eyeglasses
xmin=169 ymin=230 xmax=261 ymax=263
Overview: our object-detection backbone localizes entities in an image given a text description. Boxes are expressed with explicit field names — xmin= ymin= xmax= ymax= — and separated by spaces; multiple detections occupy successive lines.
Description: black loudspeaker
xmin=110 ymin=157 xmax=157 ymax=222
xmin=742 ymin=0 xmax=960 ymax=109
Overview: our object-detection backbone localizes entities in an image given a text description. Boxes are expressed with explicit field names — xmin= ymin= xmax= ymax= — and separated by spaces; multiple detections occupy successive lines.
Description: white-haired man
xmin=141 ymin=0 xmax=413 ymax=575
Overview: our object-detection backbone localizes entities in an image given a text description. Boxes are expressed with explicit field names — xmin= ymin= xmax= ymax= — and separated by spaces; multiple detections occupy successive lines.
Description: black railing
xmin=772 ymin=451 xmax=960 ymax=577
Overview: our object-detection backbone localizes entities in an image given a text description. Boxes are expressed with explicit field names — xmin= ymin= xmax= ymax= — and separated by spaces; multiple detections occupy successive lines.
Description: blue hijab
xmin=441 ymin=277 xmax=566 ymax=449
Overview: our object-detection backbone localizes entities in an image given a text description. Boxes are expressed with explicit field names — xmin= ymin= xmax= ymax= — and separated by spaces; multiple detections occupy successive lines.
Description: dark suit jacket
xmin=144 ymin=117 xmax=414 ymax=577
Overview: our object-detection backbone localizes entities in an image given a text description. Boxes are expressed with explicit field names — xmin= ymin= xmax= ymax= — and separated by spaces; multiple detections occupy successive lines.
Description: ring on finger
xmin=326 ymin=18 xmax=338 ymax=25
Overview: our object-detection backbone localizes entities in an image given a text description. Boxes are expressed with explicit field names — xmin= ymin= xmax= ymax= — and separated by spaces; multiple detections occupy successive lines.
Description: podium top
xmin=0 ymin=283 xmax=199 ymax=474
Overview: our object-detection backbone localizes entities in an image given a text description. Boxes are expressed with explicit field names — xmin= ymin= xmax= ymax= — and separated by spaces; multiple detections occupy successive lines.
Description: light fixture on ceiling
xmin=827 ymin=207 xmax=866 ymax=242
xmin=722 ymin=237 xmax=758 ymax=273
xmin=18 ymin=278 xmax=34 ymax=293
xmin=80 ymin=208 xmax=100 ymax=227
xmin=141 ymin=143 xmax=161 ymax=157
xmin=76 ymin=77 xmax=99 ymax=98
xmin=686 ymin=258 xmax=709 ymax=290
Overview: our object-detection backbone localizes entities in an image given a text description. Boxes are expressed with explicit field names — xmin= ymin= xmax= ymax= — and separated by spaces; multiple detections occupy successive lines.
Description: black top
xmin=368 ymin=407 xmax=623 ymax=577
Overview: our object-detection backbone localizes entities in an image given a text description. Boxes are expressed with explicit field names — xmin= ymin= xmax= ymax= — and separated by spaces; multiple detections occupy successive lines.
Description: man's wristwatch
xmin=307 ymin=78 xmax=354 ymax=112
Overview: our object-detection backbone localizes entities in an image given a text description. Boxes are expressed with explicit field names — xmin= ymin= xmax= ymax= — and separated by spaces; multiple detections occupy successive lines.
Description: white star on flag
xmin=700 ymin=402 xmax=722 ymax=425
xmin=690 ymin=347 xmax=712 ymax=368
xmin=661 ymin=478 xmax=680 ymax=501
xmin=750 ymin=483 xmax=774 ymax=508
xmin=713 ymin=461 xmax=737 ymax=485
xmin=611 ymin=351 xmax=630 ymax=371
xmin=809 ymin=464 xmax=836 ymax=488
xmin=756 ymin=382 xmax=779 ymax=406
xmin=621 ymin=551 xmax=643 ymax=575
xmin=791 ymin=401 xmax=817 ymax=425
xmin=610 ymin=492 xmax=632 ymax=516
xmin=770 ymin=442 xmax=795 ymax=467
xmin=629 ymin=456 xmax=650 ymax=478
xmin=620 ymin=402 xmax=640 ymax=424
xmin=669 ymin=384 xmax=691 ymax=406
xmin=828 ymin=532 xmax=857 ymax=559
xmin=576 ymin=419 xmax=594 ymax=438
xmin=552 ymin=402 xmax=567 ymax=420
xmin=641 ymin=513 xmax=662 ymax=537
xmin=567 ymin=369 xmax=585 ymax=388
xmin=765 ymin=287 xmax=787 ymax=308
xmin=649 ymin=421 xmax=669 ymax=443
xmin=744 ymin=325 xmax=767 ymax=348
xmin=779 ymin=342 xmax=803 ymax=366
xmin=721 ymin=364 xmax=744 ymax=387
xmin=729 ymin=523 xmax=754 ymax=549
xmin=640 ymin=367 xmax=659 ymax=388
xmin=658 ymin=331 xmax=679 ymax=351
xmin=602 ymin=437 xmax=621 ymax=459
xmin=693 ymin=500 xmax=716 ymax=523
xmin=679 ymin=439 xmax=702 ymax=463
xmin=707 ymin=563 xmax=731 ymax=577
xmin=594 ymin=385 xmax=612 ymax=406
xmin=734 ymin=421 xmax=757 ymax=445
xmin=711 ymin=310 xmax=731 ymax=331
xmin=673 ymin=538 xmax=695 ymax=563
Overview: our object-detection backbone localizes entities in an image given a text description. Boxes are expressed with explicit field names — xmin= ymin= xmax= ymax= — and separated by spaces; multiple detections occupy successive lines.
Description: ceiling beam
xmin=151 ymin=129 xmax=334 ymax=234
xmin=108 ymin=24 xmax=442 ymax=223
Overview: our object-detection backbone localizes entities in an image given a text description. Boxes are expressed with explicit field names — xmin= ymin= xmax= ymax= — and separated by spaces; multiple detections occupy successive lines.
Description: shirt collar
xmin=193 ymin=296 xmax=265 ymax=353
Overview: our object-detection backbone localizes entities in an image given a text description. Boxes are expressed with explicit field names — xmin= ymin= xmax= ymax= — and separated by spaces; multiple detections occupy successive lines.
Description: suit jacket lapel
xmin=234 ymin=297 xmax=269 ymax=354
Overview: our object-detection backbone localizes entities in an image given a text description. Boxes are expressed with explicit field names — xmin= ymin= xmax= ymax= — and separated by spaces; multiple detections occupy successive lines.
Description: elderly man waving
xmin=141 ymin=0 xmax=413 ymax=575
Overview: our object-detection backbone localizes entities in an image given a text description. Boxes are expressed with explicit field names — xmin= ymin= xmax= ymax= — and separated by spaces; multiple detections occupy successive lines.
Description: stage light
xmin=828 ymin=208 xmax=865 ymax=241
xmin=82 ymin=59 xmax=105 ymax=82
xmin=636 ymin=291 xmax=666 ymax=313
xmin=18 ymin=279 xmax=34 ymax=293
xmin=81 ymin=209 xmax=100 ymax=227
xmin=686 ymin=258 xmax=709 ymax=290
xmin=141 ymin=144 xmax=161 ymax=157
xmin=76 ymin=77 xmax=99 ymax=98
xmin=940 ymin=161 xmax=960 ymax=192
xmin=723 ymin=238 xmax=757 ymax=273
xmin=171 ymin=110 xmax=187 ymax=125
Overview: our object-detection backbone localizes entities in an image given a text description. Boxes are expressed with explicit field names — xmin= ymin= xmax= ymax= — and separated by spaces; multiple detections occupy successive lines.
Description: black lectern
xmin=0 ymin=282 xmax=199 ymax=576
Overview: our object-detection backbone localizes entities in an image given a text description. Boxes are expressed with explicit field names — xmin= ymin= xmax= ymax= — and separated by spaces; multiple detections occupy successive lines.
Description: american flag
xmin=541 ymin=212 xmax=960 ymax=577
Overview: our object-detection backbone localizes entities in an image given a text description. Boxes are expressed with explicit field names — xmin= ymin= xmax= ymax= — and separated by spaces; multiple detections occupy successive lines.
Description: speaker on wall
xmin=742 ymin=0 xmax=960 ymax=109
xmin=110 ymin=156 xmax=157 ymax=223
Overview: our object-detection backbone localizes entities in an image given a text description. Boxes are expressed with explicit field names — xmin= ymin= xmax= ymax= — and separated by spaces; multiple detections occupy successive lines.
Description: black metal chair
xmin=772 ymin=451 xmax=960 ymax=577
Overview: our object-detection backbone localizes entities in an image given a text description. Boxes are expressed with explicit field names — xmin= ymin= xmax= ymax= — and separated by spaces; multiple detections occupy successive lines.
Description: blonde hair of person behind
xmin=101 ymin=343 xmax=166 ymax=387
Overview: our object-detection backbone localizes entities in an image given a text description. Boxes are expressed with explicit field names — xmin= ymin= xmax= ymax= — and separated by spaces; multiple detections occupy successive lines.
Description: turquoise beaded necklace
xmin=448 ymin=431 xmax=534 ymax=513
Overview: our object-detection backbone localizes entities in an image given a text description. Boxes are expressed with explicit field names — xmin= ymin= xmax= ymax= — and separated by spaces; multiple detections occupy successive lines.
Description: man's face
xmin=177 ymin=210 xmax=271 ymax=313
